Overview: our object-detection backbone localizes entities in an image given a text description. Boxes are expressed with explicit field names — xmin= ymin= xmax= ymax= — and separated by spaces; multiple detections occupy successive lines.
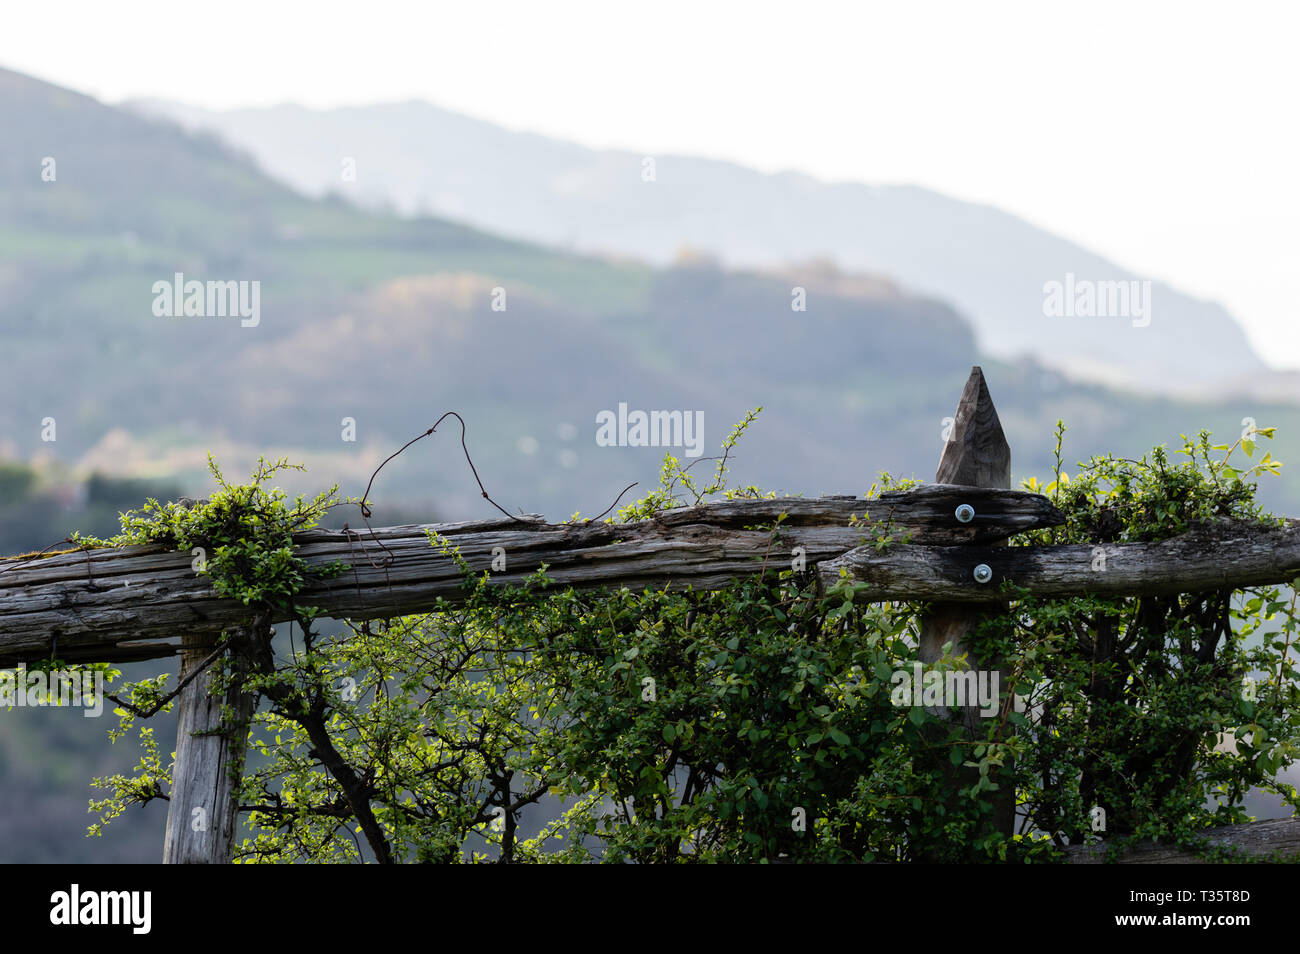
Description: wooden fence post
xmin=918 ymin=366 xmax=1016 ymax=840
xmin=161 ymin=629 xmax=254 ymax=863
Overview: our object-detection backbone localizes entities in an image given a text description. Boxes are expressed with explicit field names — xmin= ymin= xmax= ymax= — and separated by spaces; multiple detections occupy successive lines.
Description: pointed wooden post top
xmin=936 ymin=366 xmax=1010 ymax=489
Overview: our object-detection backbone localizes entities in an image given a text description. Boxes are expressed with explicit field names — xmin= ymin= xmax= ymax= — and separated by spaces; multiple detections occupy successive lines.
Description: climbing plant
xmin=81 ymin=416 xmax=1300 ymax=862
xmin=1002 ymin=424 xmax=1299 ymax=860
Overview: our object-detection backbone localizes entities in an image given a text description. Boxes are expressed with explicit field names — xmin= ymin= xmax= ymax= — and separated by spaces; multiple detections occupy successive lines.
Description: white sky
xmin=5 ymin=0 xmax=1298 ymax=370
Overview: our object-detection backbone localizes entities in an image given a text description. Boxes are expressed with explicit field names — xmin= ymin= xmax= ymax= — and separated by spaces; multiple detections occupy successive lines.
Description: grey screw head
xmin=973 ymin=563 xmax=993 ymax=584
xmin=955 ymin=504 xmax=975 ymax=524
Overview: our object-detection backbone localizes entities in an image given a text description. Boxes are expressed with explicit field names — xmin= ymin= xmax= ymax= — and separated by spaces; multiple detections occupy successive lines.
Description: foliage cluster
xmin=83 ymin=417 xmax=1300 ymax=862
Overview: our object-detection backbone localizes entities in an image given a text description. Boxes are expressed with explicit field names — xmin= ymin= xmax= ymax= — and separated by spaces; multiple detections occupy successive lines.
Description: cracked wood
xmin=0 ymin=486 xmax=1062 ymax=665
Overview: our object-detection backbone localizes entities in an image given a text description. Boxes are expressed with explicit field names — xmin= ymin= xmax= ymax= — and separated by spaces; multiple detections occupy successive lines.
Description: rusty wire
xmin=0 ymin=412 xmax=638 ymax=593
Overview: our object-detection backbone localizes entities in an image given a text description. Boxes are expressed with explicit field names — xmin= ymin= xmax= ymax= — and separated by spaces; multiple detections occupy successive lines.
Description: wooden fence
xmin=3 ymin=367 xmax=1298 ymax=863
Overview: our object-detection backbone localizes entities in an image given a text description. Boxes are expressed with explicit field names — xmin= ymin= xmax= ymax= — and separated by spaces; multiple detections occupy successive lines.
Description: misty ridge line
xmin=122 ymin=94 xmax=1275 ymax=397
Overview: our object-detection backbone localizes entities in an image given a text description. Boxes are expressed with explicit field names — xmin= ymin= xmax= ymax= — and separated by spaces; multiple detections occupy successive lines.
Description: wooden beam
xmin=819 ymin=520 xmax=1300 ymax=602
xmin=936 ymin=366 xmax=1011 ymax=489
xmin=52 ymin=640 xmax=179 ymax=664
xmin=1066 ymin=816 xmax=1300 ymax=863
xmin=161 ymin=629 xmax=255 ymax=864
xmin=916 ymin=366 xmax=1015 ymax=839
xmin=0 ymin=488 xmax=1062 ymax=666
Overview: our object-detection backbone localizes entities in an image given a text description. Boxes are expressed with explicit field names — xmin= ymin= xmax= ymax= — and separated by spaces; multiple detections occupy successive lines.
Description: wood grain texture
xmin=1066 ymin=816 xmax=1300 ymax=863
xmin=161 ymin=630 xmax=254 ymax=864
xmin=918 ymin=365 xmax=1015 ymax=838
xmin=936 ymin=366 xmax=1010 ymax=488
xmin=819 ymin=520 xmax=1300 ymax=601
xmin=0 ymin=489 xmax=1062 ymax=666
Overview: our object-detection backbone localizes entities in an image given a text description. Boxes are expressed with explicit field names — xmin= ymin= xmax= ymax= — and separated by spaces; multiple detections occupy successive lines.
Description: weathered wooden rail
xmin=0 ymin=487 xmax=1064 ymax=666
xmin=820 ymin=520 xmax=1300 ymax=602
xmin=8 ymin=490 xmax=1300 ymax=666
xmin=3 ymin=366 xmax=1296 ymax=863
xmin=1066 ymin=816 xmax=1300 ymax=863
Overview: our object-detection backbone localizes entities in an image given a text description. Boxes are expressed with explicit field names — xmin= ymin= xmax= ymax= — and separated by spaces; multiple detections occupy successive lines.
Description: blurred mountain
xmin=127 ymin=97 xmax=1272 ymax=398
xmin=1 ymin=66 xmax=980 ymax=524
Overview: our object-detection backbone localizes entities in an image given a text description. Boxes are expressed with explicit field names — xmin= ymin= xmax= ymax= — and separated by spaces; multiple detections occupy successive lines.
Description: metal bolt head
xmin=973 ymin=563 xmax=993 ymax=584
xmin=955 ymin=504 xmax=975 ymax=524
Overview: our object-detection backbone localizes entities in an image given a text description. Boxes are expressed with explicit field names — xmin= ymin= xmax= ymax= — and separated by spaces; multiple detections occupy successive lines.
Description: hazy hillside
xmin=128 ymin=98 xmax=1270 ymax=397
xmin=0 ymin=66 xmax=975 ymax=524
xmin=4 ymin=67 xmax=1288 ymax=526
